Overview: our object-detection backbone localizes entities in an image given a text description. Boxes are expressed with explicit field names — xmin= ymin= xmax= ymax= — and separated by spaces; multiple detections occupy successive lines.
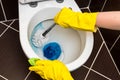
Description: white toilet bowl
xmin=19 ymin=0 xmax=94 ymax=71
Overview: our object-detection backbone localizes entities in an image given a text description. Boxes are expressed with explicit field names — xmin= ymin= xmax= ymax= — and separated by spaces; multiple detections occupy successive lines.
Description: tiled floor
xmin=0 ymin=19 xmax=120 ymax=80
xmin=0 ymin=0 xmax=120 ymax=80
xmin=99 ymin=0 xmax=120 ymax=72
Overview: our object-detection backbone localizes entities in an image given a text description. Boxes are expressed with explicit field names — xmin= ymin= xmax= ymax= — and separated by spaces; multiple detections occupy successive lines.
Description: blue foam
xmin=43 ymin=42 xmax=62 ymax=60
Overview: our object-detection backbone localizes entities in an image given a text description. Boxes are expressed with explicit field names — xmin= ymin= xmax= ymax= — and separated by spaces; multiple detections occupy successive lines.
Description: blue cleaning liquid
xmin=43 ymin=42 xmax=62 ymax=60
xmin=30 ymin=22 xmax=62 ymax=60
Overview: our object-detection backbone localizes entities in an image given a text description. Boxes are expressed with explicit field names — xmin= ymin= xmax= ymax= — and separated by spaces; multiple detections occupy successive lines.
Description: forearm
xmin=96 ymin=11 xmax=120 ymax=30
xmin=54 ymin=7 xmax=120 ymax=32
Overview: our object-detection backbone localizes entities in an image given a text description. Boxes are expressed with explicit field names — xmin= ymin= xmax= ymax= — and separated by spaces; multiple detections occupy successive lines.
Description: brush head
xmin=43 ymin=42 xmax=62 ymax=60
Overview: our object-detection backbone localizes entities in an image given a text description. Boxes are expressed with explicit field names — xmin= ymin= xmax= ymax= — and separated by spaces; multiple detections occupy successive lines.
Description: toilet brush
xmin=42 ymin=23 xmax=56 ymax=37
xmin=31 ymin=23 xmax=56 ymax=47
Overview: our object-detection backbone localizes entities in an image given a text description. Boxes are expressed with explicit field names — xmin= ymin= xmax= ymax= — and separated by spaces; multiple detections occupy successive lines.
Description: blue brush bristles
xmin=43 ymin=42 xmax=62 ymax=60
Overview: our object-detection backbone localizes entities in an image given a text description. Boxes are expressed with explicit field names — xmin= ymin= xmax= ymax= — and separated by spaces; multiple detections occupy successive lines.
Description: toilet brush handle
xmin=42 ymin=23 xmax=56 ymax=37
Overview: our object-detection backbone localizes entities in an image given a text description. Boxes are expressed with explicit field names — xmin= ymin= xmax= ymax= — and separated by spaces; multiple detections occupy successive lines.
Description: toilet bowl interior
xmin=27 ymin=7 xmax=86 ymax=64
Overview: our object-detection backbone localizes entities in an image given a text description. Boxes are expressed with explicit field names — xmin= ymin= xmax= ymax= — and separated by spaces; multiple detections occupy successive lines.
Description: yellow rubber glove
xmin=54 ymin=7 xmax=98 ymax=32
xmin=28 ymin=58 xmax=74 ymax=80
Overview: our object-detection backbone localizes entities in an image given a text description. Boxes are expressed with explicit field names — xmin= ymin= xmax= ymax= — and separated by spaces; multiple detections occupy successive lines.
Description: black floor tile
xmin=100 ymin=28 xmax=120 ymax=49
xmin=0 ymin=4 xmax=5 ymax=21
xmin=1 ymin=0 xmax=18 ymax=20
xmin=0 ymin=28 xmax=29 ymax=80
xmin=86 ymin=71 xmax=109 ymax=80
xmin=103 ymin=0 xmax=120 ymax=11
xmin=89 ymin=0 xmax=106 ymax=12
xmin=3 ymin=20 xmax=13 ymax=26
xmin=111 ymin=38 xmax=120 ymax=72
xmin=84 ymin=31 xmax=103 ymax=67
xmin=71 ymin=66 xmax=88 ymax=80
xmin=92 ymin=44 xmax=120 ymax=80
xmin=10 ymin=19 xmax=19 ymax=31
xmin=75 ymin=0 xmax=90 ymax=8
xmin=0 ymin=23 xmax=7 ymax=35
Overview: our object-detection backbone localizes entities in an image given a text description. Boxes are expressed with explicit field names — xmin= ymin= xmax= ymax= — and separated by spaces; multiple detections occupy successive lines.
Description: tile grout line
xmin=24 ymin=71 xmax=31 ymax=80
xmin=84 ymin=42 xmax=104 ymax=80
xmin=6 ymin=19 xmax=16 ymax=27
xmin=98 ymin=29 xmax=120 ymax=75
xmin=0 ymin=75 xmax=8 ymax=80
xmin=110 ymin=35 xmax=120 ymax=51
xmin=87 ymin=6 xmax=92 ymax=12
xmin=0 ymin=0 xmax=7 ymax=21
xmin=9 ymin=19 xmax=19 ymax=32
xmin=0 ymin=20 xmax=15 ymax=37
xmin=87 ymin=0 xmax=92 ymax=7
xmin=98 ymin=29 xmax=106 ymax=43
xmin=104 ymin=41 xmax=120 ymax=75
xmin=0 ymin=18 xmax=18 ymax=23
xmin=83 ymin=65 xmax=111 ymax=80
xmin=100 ymin=0 xmax=108 ymax=12
xmin=80 ymin=7 xmax=89 ymax=10
xmin=9 ymin=26 xmax=19 ymax=32
xmin=80 ymin=6 xmax=91 ymax=12
xmin=1 ymin=19 xmax=15 ymax=27
xmin=91 ymin=69 xmax=112 ymax=80
xmin=0 ymin=26 xmax=9 ymax=37
xmin=0 ymin=19 xmax=19 ymax=32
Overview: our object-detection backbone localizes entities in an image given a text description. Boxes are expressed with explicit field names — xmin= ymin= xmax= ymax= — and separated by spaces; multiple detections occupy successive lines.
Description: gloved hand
xmin=54 ymin=7 xmax=98 ymax=32
xmin=28 ymin=58 xmax=74 ymax=80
